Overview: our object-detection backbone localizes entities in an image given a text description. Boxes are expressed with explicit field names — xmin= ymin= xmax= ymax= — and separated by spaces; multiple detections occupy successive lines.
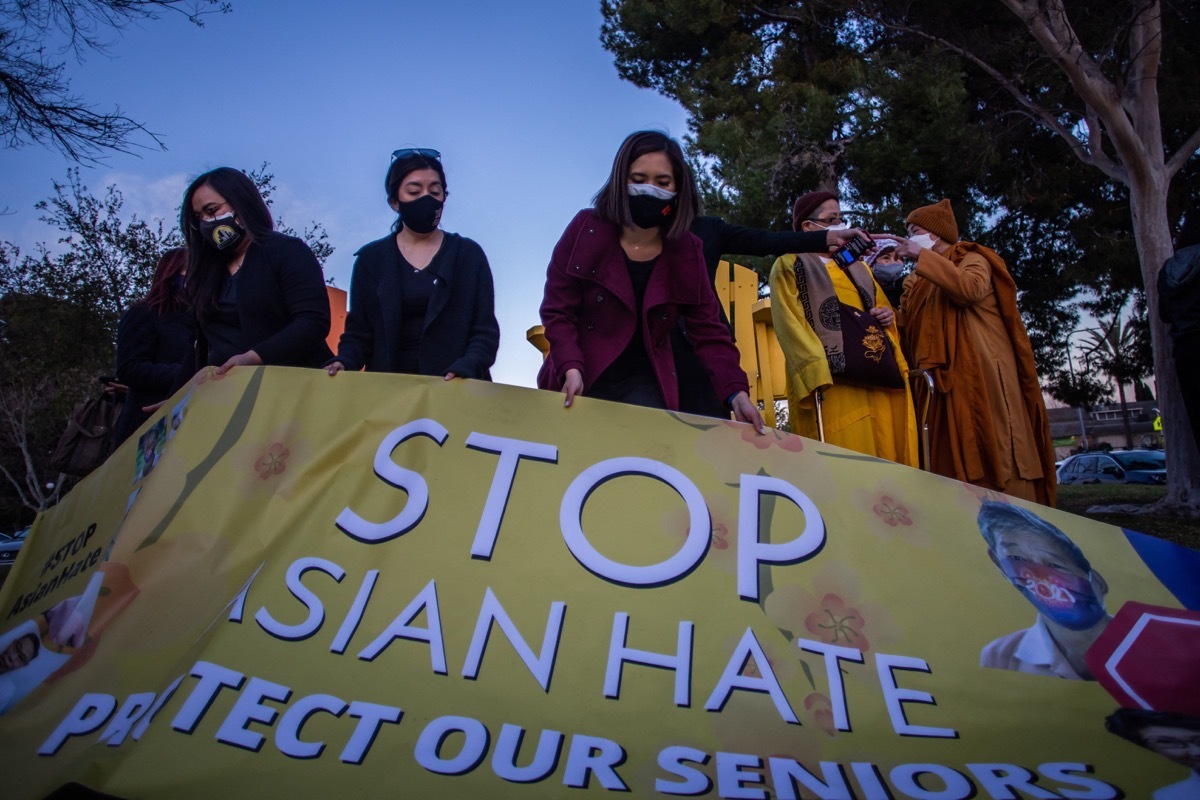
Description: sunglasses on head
xmin=391 ymin=148 xmax=441 ymax=161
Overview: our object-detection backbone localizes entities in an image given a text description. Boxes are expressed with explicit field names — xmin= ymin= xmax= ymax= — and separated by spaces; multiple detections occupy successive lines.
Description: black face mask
xmin=198 ymin=214 xmax=246 ymax=251
xmin=396 ymin=194 xmax=443 ymax=234
xmin=629 ymin=193 xmax=676 ymax=230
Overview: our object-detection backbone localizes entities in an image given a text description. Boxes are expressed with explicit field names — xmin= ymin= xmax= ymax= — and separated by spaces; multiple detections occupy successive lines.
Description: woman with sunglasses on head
xmin=326 ymin=148 xmax=499 ymax=380
xmin=178 ymin=167 xmax=332 ymax=381
xmin=112 ymin=247 xmax=195 ymax=445
xmin=538 ymin=130 xmax=765 ymax=433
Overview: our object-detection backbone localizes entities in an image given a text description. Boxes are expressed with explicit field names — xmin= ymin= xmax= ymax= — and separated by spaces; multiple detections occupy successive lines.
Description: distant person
xmin=768 ymin=191 xmax=917 ymax=465
xmin=113 ymin=248 xmax=194 ymax=445
xmin=176 ymin=167 xmax=332 ymax=384
xmin=977 ymin=501 xmax=1110 ymax=680
xmin=1158 ymin=210 xmax=1200 ymax=454
xmin=1106 ymin=708 xmax=1200 ymax=799
xmin=894 ymin=199 xmax=1056 ymax=505
xmin=866 ymin=238 xmax=906 ymax=310
xmin=677 ymin=210 xmax=872 ymax=417
xmin=537 ymin=130 xmax=764 ymax=433
xmin=326 ymin=149 xmax=498 ymax=380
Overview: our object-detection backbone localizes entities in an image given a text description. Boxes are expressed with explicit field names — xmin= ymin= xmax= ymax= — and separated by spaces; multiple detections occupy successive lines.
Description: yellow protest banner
xmin=1 ymin=367 xmax=1197 ymax=799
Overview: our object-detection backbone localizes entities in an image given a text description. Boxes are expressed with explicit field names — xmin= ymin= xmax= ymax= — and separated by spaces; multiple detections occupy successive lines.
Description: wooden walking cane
xmin=909 ymin=369 xmax=936 ymax=471
xmin=813 ymin=388 xmax=826 ymax=443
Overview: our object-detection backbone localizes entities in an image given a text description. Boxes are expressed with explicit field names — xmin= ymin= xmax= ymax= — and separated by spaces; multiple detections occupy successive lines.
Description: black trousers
xmin=1172 ymin=330 xmax=1200 ymax=454
xmin=590 ymin=367 xmax=666 ymax=410
xmin=672 ymin=326 xmax=729 ymax=418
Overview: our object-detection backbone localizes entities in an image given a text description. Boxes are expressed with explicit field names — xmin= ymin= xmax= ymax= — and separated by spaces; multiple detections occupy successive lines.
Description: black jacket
xmin=333 ymin=232 xmax=499 ymax=379
xmin=690 ymin=217 xmax=828 ymax=283
xmin=1159 ymin=244 xmax=1200 ymax=341
xmin=178 ymin=231 xmax=333 ymax=384
xmin=114 ymin=303 xmax=195 ymax=445
xmin=676 ymin=217 xmax=830 ymax=417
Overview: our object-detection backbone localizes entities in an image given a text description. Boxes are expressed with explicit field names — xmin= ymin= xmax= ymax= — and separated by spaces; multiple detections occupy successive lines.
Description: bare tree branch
xmin=1117 ymin=1 xmax=1163 ymax=177
xmin=1083 ymin=107 xmax=1109 ymax=166
xmin=999 ymin=0 xmax=1152 ymax=172
xmin=1166 ymin=126 xmax=1200 ymax=176
xmin=752 ymin=3 xmax=1129 ymax=181
xmin=0 ymin=381 xmax=64 ymax=512
xmin=1124 ymin=0 xmax=1165 ymax=112
xmin=0 ymin=0 xmax=230 ymax=162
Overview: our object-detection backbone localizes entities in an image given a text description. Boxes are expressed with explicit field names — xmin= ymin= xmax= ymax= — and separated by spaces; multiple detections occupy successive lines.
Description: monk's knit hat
xmin=906 ymin=198 xmax=959 ymax=243
xmin=792 ymin=190 xmax=838 ymax=231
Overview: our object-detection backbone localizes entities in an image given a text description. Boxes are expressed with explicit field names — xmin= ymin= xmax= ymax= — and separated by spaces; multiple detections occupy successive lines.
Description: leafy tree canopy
xmin=600 ymin=0 xmax=1195 ymax=402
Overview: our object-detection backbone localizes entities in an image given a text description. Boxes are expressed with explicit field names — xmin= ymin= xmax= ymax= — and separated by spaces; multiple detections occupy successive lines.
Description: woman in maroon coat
xmin=537 ymin=131 xmax=764 ymax=432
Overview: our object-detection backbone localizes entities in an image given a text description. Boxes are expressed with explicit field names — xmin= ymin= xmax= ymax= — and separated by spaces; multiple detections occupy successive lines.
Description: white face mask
xmin=909 ymin=233 xmax=937 ymax=250
xmin=627 ymin=183 xmax=676 ymax=200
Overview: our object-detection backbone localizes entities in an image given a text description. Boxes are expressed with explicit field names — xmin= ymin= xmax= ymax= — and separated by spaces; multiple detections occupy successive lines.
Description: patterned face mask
xmin=198 ymin=214 xmax=245 ymax=251
xmin=999 ymin=556 xmax=1106 ymax=630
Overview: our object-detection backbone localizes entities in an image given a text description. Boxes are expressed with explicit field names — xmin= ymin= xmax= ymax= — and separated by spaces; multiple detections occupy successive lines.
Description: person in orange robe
xmin=894 ymin=198 xmax=1056 ymax=505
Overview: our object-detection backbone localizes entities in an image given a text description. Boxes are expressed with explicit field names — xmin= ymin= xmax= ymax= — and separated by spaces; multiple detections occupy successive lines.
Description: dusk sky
xmin=0 ymin=1 xmax=690 ymax=386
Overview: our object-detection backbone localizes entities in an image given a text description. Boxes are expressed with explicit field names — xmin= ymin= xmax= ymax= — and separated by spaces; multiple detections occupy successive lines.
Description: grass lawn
xmin=1056 ymin=484 xmax=1200 ymax=550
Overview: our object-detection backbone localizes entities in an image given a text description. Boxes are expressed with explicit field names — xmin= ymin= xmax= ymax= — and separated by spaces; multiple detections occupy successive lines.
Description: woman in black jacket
xmin=113 ymin=248 xmax=195 ymax=445
xmin=179 ymin=167 xmax=332 ymax=380
xmin=326 ymin=149 xmax=499 ymax=380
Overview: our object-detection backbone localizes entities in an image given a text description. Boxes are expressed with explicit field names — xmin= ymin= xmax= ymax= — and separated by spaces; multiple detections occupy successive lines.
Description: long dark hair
xmin=143 ymin=248 xmax=188 ymax=316
xmin=385 ymin=153 xmax=447 ymax=233
xmin=592 ymin=130 xmax=699 ymax=240
xmin=180 ymin=167 xmax=274 ymax=321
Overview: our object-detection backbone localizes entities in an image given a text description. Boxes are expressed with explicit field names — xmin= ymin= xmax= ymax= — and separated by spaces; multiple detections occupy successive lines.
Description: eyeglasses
xmin=809 ymin=215 xmax=848 ymax=226
xmin=195 ymin=201 xmax=233 ymax=222
xmin=391 ymin=148 xmax=441 ymax=161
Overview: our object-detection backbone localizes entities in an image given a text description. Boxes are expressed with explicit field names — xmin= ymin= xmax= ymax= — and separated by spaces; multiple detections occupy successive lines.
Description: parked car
xmin=1056 ymin=450 xmax=1167 ymax=485
xmin=0 ymin=527 xmax=30 ymax=590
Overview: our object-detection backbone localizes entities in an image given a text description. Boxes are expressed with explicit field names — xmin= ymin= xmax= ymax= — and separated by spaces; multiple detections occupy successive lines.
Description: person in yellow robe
xmin=769 ymin=191 xmax=919 ymax=466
